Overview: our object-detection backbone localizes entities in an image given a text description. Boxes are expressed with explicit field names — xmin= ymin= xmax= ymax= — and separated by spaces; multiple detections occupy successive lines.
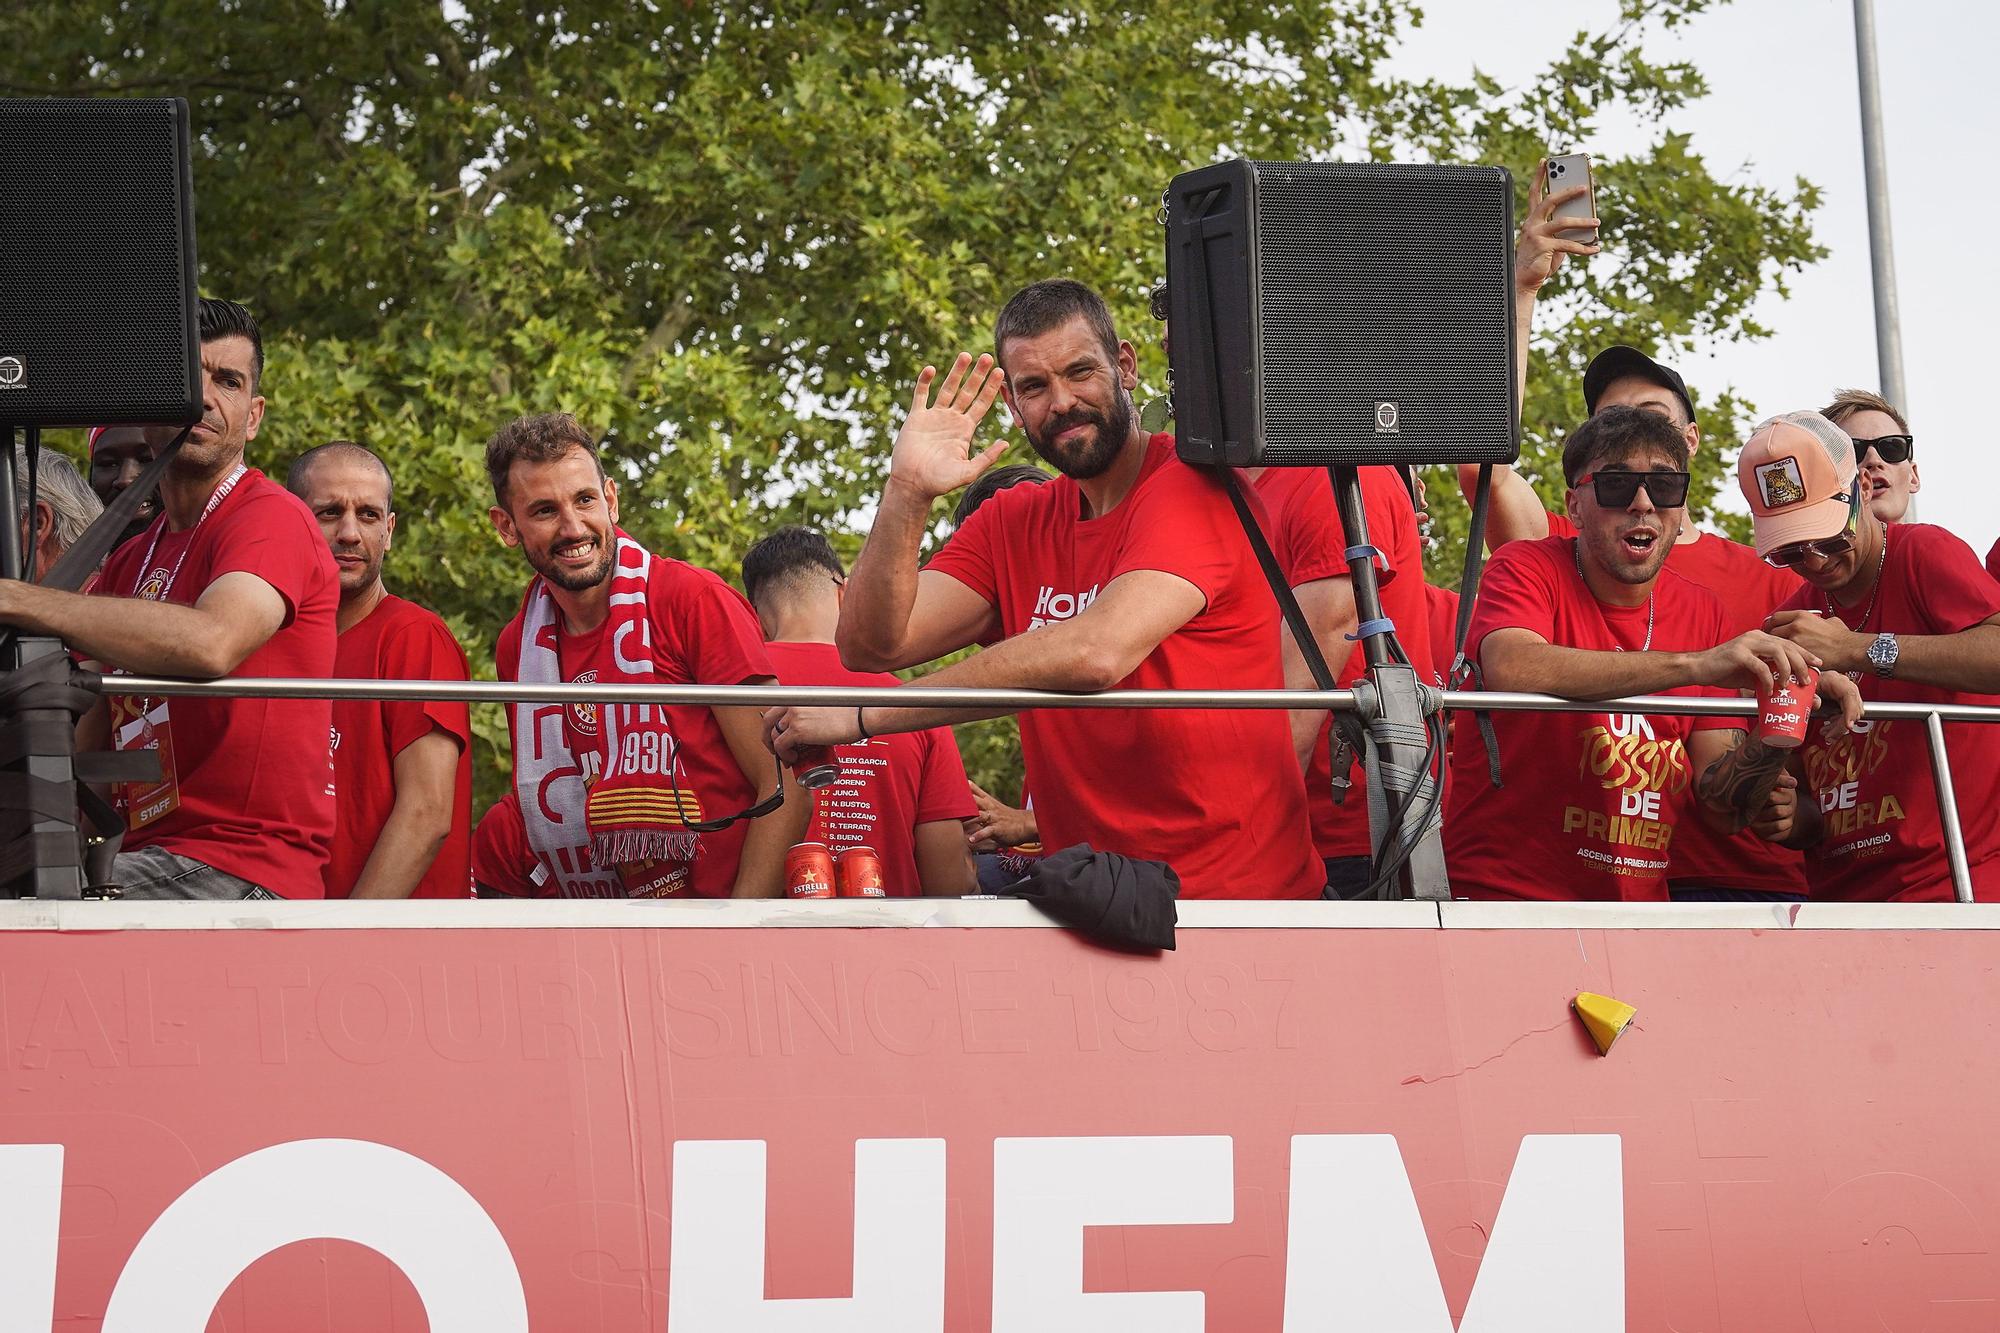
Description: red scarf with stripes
xmin=505 ymin=530 xmax=701 ymax=898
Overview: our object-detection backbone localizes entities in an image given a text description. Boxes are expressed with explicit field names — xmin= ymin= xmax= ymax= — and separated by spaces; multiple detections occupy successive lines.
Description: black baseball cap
xmin=1583 ymin=346 xmax=1696 ymax=424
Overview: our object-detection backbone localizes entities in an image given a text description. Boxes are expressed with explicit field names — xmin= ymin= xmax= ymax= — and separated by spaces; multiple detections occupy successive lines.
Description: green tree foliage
xmin=5 ymin=0 xmax=1820 ymax=804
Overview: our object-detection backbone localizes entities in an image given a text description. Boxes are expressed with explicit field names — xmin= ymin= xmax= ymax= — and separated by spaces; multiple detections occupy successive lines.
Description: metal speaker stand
xmin=1329 ymin=465 xmax=1449 ymax=900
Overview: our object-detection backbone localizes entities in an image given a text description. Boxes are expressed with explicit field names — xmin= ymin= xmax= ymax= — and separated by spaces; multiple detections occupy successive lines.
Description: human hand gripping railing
xmin=91 ymin=677 xmax=1997 ymax=904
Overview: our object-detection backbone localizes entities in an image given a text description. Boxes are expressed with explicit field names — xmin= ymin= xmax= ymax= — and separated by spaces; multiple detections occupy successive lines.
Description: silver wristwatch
xmin=1866 ymin=631 xmax=1900 ymax=678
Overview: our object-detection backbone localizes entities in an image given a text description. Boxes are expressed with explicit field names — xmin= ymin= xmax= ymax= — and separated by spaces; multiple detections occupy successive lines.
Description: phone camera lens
xmin=1550 ymin=162 xmax=1565 ymax=176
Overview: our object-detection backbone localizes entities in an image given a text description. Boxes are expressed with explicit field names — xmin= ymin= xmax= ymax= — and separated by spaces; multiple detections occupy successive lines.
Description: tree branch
xmin=620 ymin=303 xmax=695 ymax=393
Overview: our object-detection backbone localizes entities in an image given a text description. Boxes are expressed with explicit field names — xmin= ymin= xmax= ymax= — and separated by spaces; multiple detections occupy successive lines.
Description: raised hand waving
xmin=888 ymin=353 xmax=1009 ymax=500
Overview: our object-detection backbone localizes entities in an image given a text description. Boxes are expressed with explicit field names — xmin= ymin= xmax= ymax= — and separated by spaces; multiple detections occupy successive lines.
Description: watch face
xmin=1870 ymin=633 xmax=1898 ymax=674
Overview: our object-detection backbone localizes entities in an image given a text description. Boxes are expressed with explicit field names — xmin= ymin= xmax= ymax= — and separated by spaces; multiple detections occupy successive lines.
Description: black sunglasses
xmin=1573 ymin=469 xmax=1691 ymax=509
xmin=1853 ymin=434 xmax=1914 ymax=465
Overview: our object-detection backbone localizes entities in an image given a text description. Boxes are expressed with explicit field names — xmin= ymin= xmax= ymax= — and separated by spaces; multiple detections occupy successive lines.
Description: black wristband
xmin=855 ymin=705 xmax=870 ymax=740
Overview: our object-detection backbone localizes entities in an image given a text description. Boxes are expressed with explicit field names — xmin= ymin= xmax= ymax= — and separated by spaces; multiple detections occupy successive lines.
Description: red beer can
xmin=837 ymin=845 xmax=887 ymax=898
xmin=792 ymin=744 xmax=840 ymax=790
xmin=784 ymin=842 xmax=837 ymax=899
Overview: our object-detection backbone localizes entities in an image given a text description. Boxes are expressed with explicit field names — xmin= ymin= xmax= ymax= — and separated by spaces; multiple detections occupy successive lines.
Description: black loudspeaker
xmin=0 ymin=98 xmax=200 ymax=429
xmin=1166 ymin=159 xmax=1517 ymax=468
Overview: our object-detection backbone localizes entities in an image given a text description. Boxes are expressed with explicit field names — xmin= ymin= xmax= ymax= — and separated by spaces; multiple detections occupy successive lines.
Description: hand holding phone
xmin=1516 ymin=153 xmax=1602 ymax=296
xmin=1545 ymin=152 xmax=1598 ymax=244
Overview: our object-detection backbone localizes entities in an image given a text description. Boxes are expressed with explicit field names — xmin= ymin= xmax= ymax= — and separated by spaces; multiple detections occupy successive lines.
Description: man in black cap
xmin=1451 ymin=178 xmax=1812 ymax=901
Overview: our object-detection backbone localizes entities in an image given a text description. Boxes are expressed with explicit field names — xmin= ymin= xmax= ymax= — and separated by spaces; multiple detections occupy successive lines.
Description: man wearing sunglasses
xmin=1446 ymin=407 xmax=1860 ymax=902
xmin=1459 ymin=345 xmax=1810 ymax=901
xmin=1823 ymin=389 xmax=1918 ymax=524
xmin=1746 ymin=412 xmax=2000 ymax=901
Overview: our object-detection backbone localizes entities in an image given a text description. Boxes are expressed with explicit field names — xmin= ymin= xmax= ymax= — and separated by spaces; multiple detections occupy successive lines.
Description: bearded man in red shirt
xmin=1445 ymin=407 xmax=1863 ymax=901
xmin=762 ymin=279 xmax=1321 ymax=900
xmin=288 ymin=441 xmax=473 ymax=899
xmin=487 ymin=413 xmax=806 ymax=898
xmin=1749 ymin=412 xmax=2000 ymax=900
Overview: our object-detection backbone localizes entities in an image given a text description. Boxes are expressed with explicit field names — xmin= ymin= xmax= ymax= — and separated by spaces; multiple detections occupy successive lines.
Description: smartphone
xmin=1545 ymin=152 xmax=1597 ymax=244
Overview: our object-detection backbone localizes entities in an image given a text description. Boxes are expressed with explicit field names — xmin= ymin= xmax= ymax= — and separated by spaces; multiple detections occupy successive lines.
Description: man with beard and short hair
xmin=288 ymin=441 xmax=472 ymax=899
xmin=1822 ymin=389 xmax=1918 ymax=524
xmin=1748 ymin=412 xmax=2000 ymax=900
xmin=86 ymin=425 xmax=163 ymax=549
xmin=487 ymin=412 xmax=806 ymax=898
xmin=761 ymin=278 xmax=1321 ymax=900
xmin=1445 ymin=407 xmax=1862 ymax=901
xmin=1453 ymin=169 xmax=1811 ymax=902
xmin=0 ymin=298 xmax=338 ymax=899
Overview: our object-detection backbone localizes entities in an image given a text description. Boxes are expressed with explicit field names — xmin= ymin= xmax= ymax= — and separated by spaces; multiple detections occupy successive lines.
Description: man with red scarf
xmin=487 ymin=412 xmax=806 ymax=897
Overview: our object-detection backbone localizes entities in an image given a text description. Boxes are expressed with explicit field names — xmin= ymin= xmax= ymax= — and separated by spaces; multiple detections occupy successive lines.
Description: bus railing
xmin=96 ymin=677 xmax=1997 ymax=904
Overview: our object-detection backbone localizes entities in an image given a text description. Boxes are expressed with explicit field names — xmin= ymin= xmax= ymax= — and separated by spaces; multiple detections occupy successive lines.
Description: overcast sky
xmin=1386 ymin=0 xmax=1994 ymax=552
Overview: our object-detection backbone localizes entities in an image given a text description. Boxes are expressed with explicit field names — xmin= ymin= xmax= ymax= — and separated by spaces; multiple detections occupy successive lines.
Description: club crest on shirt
xmin=568 ymin=668 xmax=599 ymax=737
xmin=136 ymin=566 xmax=170 ymax=602
xmin=1754 ymin=456 xmax=1808 ymax=509
xmin=1029 ymin=583 xmax=1100 ymax=632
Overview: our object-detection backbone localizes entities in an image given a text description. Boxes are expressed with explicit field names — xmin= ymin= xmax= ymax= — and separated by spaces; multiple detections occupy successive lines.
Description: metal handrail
xmin=94 ymin=675 xmax=1991 ymax=905
xmin=91 ymin=675 xmax=2000 ymax=722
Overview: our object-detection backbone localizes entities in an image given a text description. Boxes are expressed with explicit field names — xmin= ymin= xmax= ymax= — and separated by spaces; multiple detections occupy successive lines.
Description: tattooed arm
xmin=1691 ymin=728 xmax=1796 ymax=836
xmin=1690 ymin=671 xmax=1863 ymax=844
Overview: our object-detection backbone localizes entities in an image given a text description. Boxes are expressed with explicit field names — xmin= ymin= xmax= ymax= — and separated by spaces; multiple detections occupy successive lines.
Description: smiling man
xmin=288 ymin=441 xmax=472 ymax=899
xmin=0 ymin=299 xmax=338 ymax=899
xmin=1445 ymin=407 xmax=1861 ymax=902
xmin=761 ymin=278 xmax=1321 ymax=900
xmin=487 ymin=412 xmax=805 ymax=898
xmin=1748 ymin=411 xmax=2000 ymax=900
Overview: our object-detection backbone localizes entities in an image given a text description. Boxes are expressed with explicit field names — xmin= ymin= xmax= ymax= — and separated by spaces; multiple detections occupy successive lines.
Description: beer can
xmin=836 ymin=845 xmax=887 ymax=898
xmin=784 ymin=842 xmax=837 ymax=899
xmin=792 ymin=744 xmax=840 ymax=790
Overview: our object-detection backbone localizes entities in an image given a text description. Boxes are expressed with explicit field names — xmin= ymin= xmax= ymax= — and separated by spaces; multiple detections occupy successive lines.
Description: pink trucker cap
xmin=1738 ymin=411 xmax=1858 ymax=558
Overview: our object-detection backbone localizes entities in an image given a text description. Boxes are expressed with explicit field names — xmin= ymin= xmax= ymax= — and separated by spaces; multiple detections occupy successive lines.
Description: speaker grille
xmin=0 ymin=98 xmax=198 ymax=428
xmin=1251 ymin=162 xmax=1514 ymax=466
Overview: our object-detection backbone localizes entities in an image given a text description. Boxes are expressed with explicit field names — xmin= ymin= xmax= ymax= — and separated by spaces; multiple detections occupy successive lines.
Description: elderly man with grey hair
xmin=14 ymin=445 xmax=103 ymax=583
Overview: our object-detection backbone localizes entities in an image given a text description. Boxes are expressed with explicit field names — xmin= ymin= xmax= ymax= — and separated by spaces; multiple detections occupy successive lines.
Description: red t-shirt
xmin=1543 ymin=513 xmax=1807 ymax=894
xmin=1777 ymin=524 xmax=2000 ymax=901
xmin=496 ymin=558 xmax=774 ymax=898
xmin=327 ymin=595 xmax=474 ymax=899
xmin=96 ymin=470 xmax=338 ymax=896
xmin=1445 ymin=536 xmax=1732 ymax=901
xmin=764 ymin=641 xmax=978 ymax=896
xmin=926 ymin=434 xmax=1321 ymax=900
xmin=1986 ymin=535 xmax=1999 ymax=584
xmin=1257 ymin=465 xmax=1433 ymax=860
